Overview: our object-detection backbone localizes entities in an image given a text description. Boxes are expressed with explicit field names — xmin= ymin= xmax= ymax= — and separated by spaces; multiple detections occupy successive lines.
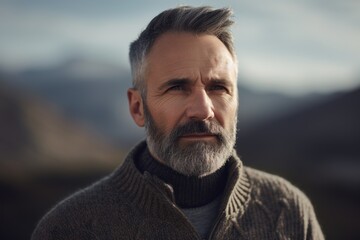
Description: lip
xmin=179 ymin=134 xmax=216 ymax=140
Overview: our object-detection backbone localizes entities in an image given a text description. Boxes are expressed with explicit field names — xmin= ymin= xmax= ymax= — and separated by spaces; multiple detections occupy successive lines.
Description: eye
xmin=208 ymin=85 xmax=228 ymax=93
xmin=167 ymin=85 xmax=184 ymax=91
xmin=165 ymin=84 xmax=189 ymax=94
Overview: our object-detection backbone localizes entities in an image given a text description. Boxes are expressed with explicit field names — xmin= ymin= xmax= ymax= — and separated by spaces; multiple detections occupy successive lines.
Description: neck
xmin=136 ymin=147 xmax=229 ymax=208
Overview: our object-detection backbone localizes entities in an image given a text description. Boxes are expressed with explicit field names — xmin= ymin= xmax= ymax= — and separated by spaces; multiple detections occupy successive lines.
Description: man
xmin=32 ymin=6 xmax=324 ymax=239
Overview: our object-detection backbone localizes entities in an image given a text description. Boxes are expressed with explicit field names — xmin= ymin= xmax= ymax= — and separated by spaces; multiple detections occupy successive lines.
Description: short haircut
xmin=129 ymin=6 xmax=236 ymax=96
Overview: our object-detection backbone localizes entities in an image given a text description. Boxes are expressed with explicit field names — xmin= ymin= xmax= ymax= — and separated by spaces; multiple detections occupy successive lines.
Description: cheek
xmin=148 ymin=97 xmax=186 ymax=132
xmin=213 ymin=97 xmax=238 ymax=125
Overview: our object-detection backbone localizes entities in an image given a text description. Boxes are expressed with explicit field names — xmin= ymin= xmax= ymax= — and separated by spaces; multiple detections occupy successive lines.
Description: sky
xmin=0 ymin=0 xmax=359 ymax=95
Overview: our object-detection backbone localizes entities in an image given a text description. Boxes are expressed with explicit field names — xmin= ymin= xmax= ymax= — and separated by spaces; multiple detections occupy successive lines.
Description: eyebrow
xmin=158 ymin=77 xmax=233 ymax=92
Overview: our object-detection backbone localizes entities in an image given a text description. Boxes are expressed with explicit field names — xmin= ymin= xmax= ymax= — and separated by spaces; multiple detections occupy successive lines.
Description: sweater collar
xmin=135 ymin=147 xmax=228 ymax=208
xmin=110 ymin=141 xmax=251 ymax=218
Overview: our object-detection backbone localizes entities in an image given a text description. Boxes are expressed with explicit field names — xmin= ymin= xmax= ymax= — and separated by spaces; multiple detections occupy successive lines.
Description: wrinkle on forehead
xmin=150 ymin=66 xmax=235 ymax=88
xmin=145 ymin=32 xmax=237 ymax=87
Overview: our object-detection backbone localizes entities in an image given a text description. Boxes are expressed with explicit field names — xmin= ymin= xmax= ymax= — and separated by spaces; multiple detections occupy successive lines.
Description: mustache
xmin=169 ymin=121 xmax=225 ymax=142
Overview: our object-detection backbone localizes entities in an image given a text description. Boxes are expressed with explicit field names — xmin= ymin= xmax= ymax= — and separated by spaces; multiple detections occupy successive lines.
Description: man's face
xmin=130 ymin=32 xmax=238 ymax=176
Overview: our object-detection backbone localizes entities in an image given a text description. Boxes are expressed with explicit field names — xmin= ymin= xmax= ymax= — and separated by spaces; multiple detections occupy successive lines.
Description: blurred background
xmin=0 ymin=0 xmax=359 ymax=239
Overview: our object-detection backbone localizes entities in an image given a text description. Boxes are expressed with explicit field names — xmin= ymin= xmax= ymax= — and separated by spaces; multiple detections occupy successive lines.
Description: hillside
xmin=0 ymin=83 xmax=124 ymax=175
xmin=0 ymin=58 xmax=327 ymax=147
xmin=238 ymin=87 xmax=360 ymax=180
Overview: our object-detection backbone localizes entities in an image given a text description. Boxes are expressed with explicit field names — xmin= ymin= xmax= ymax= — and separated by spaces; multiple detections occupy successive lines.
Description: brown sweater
xmin=32 ymin=141 xmax=324 ymax=239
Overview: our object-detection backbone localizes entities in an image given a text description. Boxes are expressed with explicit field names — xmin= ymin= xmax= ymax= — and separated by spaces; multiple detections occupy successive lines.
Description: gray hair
xmin=129 ymin=6 xmax=236 ymax=96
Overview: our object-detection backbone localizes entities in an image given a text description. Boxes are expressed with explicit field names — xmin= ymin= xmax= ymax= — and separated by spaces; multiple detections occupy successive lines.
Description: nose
xmin=186 ymin=89 xmax=215 ymax=121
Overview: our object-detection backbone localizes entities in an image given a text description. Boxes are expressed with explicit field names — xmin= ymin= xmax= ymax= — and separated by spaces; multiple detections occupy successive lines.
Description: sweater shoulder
xmin=242 ymin=167 xmax=324 ymax=239
xmin=31 ymin=174 xmax=128 ymax=239
xmin=244 ymin=167 xmax=312 ymax=206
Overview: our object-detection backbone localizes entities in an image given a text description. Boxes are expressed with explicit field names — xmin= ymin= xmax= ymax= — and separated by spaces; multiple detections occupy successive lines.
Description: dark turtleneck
xmin=136 ymin=147 xmax=228 ymax=208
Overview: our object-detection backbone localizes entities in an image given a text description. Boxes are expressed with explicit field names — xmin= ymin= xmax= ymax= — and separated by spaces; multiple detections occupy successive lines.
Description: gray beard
xmin=143 ymin=102 xmax=237 ymax=176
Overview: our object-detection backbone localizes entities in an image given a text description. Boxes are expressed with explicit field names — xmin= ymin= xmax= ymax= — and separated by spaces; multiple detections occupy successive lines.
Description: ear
xmin=127 ymin=88 xmax=145 ymax=127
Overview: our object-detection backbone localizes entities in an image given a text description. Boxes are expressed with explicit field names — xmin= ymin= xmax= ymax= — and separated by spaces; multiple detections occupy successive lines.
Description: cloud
xmin=0 ymin=4 xmax=146 ymax=68
xmin=0 ymin=0 xmax=359 ymax=94
xmin=239 ymin=54 xmax=358 ymax=94
xmin=230 ymin=0 xmax=360 ymax=94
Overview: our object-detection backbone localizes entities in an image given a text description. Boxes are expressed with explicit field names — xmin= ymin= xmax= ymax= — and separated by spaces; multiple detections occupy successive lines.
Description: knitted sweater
xmin=32 ymin=141 xmax=324 ymax=240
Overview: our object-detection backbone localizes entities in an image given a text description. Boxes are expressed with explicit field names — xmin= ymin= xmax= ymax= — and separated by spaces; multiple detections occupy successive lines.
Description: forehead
xmin=145 ymin=32 xmax=237 ymax=83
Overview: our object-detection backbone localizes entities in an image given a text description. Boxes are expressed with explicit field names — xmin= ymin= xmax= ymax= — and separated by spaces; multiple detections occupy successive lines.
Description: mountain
xmin=1 ymin=59 xmax=144 ymax=147
xmin=237 ymin=86 xmax=329 ymax=130
xmin=237 ymin=87 xmax=360 ymax=182
xmin=0 ymin=57 xmax=328 ymax=147
xmin=0 ymin=82 xmax=124 ymax=175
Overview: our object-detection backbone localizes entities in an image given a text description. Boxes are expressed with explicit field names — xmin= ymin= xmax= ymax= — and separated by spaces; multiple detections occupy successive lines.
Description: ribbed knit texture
xmin=136 ymin=147 xmax=228 ymax=208
xmin=31 ymin=141 xmax=324 ymax=240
